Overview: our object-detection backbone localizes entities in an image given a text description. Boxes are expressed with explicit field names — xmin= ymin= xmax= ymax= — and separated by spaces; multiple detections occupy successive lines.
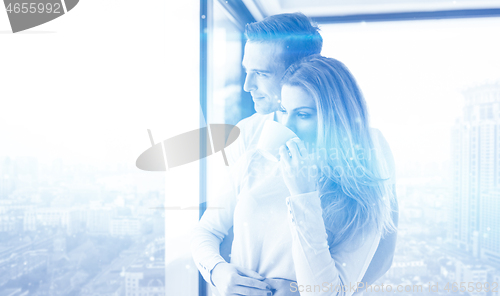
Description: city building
xmin=109 ymin=218 xmax=141 ymax=237
xmin=492 ymin=272 xmax=500 ymax=296
xmin=23 ymin=207 xmax=83 ymax=234
xmin=0 ymin=174 xmax=14 ymax=199
xmin=451 ymin=83 xmax=500 ymax=266
xmin=455 ymin=260 xmax=497 ymax=296
xmin=123 ymin=262 xmax=165 ymax=296
xmin=86 ymin=207 xmax=112 ymax=236
xmin=480 ymin=190 xmax=500 ymax=265
xmin=386 ymin=260 xmax=427 ymax=278
xmin=0 ymin=215 xmax=16 ymax=232
xmin=0 ymin=200 xmax=34 ymax=214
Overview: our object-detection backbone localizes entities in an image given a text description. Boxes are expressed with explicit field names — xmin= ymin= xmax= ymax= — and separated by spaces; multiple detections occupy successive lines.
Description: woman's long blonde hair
xmin=281 ymin=55 xmax=397 ymax=251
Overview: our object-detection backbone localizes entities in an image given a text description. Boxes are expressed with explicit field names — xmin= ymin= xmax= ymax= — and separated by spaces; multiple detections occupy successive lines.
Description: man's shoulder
xmin=225 ymin=112 xmax=274 ymax=166
xmin=236 ymin=112 xmax=271 ymax=129
xmin=235 ymin=112 xmax=274 ymax=138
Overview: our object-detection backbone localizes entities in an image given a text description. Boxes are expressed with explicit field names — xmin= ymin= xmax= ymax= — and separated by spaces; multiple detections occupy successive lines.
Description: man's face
xmin=242 ymin=41 xmax=287 ymax=115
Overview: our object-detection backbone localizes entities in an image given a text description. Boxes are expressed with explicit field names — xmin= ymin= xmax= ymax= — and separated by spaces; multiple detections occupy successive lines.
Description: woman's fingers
xmin=231 ymin=275 xmax=272 ymax=296
xmin=236 ymin=266 xmax=265 ymax=280
xmin=285 ymin=139 xmax=301 ymax=164
xmin=292 ymin=138 xmax=309 ymax=158
xmin=264 ymin=278 xmax=300 ymax=296
xmin=234 ymin=266 xmax=270 ymax=291
xmin=232 ymin=286 xmax=272 ymax=296
xmin=279 ymin=145 xmax=291 ymax=166
xmin=279 ymin=137 xmax=318 ymax=195
xmin=213 ymin=263 xmax=271 ymax=296
xmin=234 ymin=274 xmax=269 ymax=290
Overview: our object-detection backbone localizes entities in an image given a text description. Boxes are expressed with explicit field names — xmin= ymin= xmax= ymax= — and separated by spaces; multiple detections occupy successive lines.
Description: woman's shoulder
xmin=368 ymin=127 xmax=390 ymax=160
xmin=368 ymin=127 xmax=384 ymax=142
xmin=368 ymin=127 xmax=396 ymax=183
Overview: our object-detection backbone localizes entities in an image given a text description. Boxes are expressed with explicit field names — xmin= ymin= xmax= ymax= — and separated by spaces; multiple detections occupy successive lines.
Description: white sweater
xmin=191 ymin=112 xmax=395 ymax=296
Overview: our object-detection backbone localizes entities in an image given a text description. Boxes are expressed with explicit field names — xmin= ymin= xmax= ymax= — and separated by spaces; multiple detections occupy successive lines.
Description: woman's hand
xmin=279 ymin=137 xmax=318 ymax=196
xmin=211 ymin=262 xmax=272 ymax=296
xmin=263 ymin=278 xmax=301 ymax=296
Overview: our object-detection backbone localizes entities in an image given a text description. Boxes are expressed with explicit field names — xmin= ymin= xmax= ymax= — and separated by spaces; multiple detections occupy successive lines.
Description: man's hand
xmin=211 ymin=262 xmax=273 ymax=296
xmin=264 ymin=278 xmax=300 ymax=296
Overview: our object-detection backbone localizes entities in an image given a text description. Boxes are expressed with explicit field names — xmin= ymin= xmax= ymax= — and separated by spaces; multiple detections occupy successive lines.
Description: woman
xmin=191 ymin=55 xmax=397 ymax=296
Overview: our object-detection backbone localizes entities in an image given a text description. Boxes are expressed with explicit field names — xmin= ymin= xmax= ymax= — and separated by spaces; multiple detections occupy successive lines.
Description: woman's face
xmin=280 ymin=85 xmax=318 ymax=149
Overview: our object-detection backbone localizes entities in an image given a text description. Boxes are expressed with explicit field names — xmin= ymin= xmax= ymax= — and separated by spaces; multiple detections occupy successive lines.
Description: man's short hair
xmin=244 ymin=12 xmax=323 ymax=69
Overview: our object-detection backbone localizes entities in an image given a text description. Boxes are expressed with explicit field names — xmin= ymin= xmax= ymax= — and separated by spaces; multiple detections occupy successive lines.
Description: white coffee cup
xmin=256 ymin=120 xmax=298 ymax=162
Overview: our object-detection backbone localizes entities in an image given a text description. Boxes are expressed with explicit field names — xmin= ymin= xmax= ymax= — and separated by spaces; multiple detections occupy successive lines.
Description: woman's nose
xmin=282 ymin=116 xmax=296 ymax=135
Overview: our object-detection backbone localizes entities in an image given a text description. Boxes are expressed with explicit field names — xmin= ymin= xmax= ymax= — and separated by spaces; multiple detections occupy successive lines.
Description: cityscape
xmin=0 ymin=159 xmax=166 ymax=296
xmin=366 ymin=83 xmax=500 ymax=296
xmin=1 ymin=84 xmax=500 ymax=295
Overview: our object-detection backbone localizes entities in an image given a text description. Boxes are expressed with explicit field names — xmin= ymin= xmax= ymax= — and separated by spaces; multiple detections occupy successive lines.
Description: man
xmin=192 ymin=12 xmax=398 ymax=296
xmin=224 ymin=13 xmax=324 ymax=166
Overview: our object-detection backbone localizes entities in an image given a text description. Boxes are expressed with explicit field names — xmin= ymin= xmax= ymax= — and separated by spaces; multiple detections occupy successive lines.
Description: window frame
xmin=197 ymin=3 xmax=500 ymax=296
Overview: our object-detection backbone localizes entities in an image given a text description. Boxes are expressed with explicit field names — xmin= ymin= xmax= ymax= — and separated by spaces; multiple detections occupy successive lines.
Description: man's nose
xmin=243 ymin=73 xmax=256 ymax=92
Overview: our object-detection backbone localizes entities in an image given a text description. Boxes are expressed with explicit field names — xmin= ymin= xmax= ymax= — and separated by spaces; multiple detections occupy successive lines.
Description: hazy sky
xmin=321 ymin=17 xmax=500 ymax=168
xmin=2 ymin=8 xmax=500 ymax=173
xmin=0 ymin=0 xmax=201 ymax=167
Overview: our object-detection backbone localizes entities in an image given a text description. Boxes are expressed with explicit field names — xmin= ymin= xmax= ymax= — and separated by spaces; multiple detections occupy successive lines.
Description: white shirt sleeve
xmin=190 ymin=152 xmax=251 ymax=285
xmin=225 ymin=118 xmax=251 ymax=166
xmin=286 ymin=191 xmax=381 ymax=296
xmin=190 ymin=186 xmax=237 ymax=285
xmin=191 ymin=114 xmax=266 ymax=284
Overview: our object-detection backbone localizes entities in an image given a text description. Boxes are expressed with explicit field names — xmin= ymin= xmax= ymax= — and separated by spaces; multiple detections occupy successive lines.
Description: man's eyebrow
xmin=242 ymin=65 xmax=272 ymax=73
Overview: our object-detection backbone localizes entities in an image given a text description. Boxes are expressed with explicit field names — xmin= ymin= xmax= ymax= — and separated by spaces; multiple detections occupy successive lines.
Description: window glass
xmin=320 ymin=17 xmax=500 ymax=289
xmin=208 ymin=2 xmax=249 ymax=125
xmin=0 ymin=0 xmax=201 ymax=295
xmin=203 ymin=2 xmax=249 ymax=295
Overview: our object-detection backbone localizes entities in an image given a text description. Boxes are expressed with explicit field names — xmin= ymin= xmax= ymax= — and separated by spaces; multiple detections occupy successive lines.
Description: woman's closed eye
xmin=297 ymin=112 xmax=311 ymax=119
xmin=278 ymin=109 xmax=312 ymax=119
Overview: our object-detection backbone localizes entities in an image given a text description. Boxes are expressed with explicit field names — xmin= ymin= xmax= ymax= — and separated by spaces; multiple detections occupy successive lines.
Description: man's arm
xmin=190 ymin=188 xmax=235 ymax=285
xmin=359 ymin=185 xmax=399 ymax=286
